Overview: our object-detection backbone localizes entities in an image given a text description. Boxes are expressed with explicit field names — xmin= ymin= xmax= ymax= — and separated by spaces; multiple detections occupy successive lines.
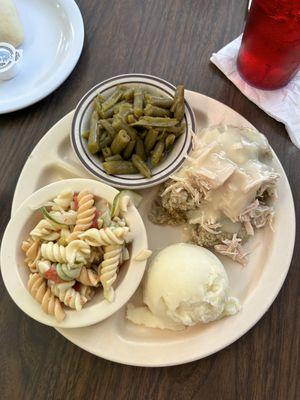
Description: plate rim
xmin=0 ymin=0 xmax=84 ymax=114
xmin=10 ymin=90 xmax=296 ymax=367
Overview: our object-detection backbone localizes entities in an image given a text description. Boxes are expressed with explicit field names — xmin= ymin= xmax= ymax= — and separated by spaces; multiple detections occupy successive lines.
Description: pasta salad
xmin=21 ymin=189 xmax=136 ymax=321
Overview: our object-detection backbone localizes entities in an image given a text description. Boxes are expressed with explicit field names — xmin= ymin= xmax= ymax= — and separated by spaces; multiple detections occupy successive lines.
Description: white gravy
xmin=185 ymin=125 xmax=275 ymax=224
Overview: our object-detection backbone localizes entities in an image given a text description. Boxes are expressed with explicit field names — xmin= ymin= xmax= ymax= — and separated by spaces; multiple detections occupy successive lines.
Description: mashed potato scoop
xmin=126 ymin=243 xmax=240 ymax=330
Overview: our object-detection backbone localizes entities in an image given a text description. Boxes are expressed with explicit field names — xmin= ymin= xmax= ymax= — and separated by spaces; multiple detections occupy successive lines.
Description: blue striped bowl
xmin=71 ymin=74 xmax=196 ymax=189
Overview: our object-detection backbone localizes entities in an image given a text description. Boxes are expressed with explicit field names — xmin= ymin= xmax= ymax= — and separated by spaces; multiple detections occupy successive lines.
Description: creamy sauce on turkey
xmin=185 ymin=126 xmax=275 ymax=225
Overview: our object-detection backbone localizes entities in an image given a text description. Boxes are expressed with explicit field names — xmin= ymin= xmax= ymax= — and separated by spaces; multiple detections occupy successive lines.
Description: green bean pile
xmin=82 ymin=85 xmax=186 ymax=177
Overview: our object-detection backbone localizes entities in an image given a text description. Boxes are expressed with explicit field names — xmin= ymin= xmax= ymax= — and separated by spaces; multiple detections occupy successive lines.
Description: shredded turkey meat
xmin=214 ymin=234 xmax=248 ymax=266
xmin=149 ymin=125 xmax=279 ymax=265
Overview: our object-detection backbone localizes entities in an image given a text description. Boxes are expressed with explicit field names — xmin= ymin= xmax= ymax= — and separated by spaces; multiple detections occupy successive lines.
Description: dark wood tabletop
xmin=0 ymin=1 xmax=299 ymax=399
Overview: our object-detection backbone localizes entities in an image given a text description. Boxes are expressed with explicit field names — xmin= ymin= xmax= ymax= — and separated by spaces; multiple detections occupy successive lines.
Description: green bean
xmin=118 ymin=107 xmax=133 ymax=123
xmin=157 ymin=129 xmax=167 ymax=141
xmin=87 ymin=131 xmax=100 ymax=154
xmin=87 ymin=111 xmax=100 ymax=154
xmin=105 ymin=154 xmax=123 ymax=162
xmin=113 ymin=101 xmax=132 ymax=114
xmin=135 ymin=136 xmax=146 ymax=161
xmin=98 ymin=107 xmax=114 ymax=119
xmin=170 ymin=85 xmax=181 ymax=112
xmin=99 ymin=119 xmax=116 ymax=138
xmin=101 ymin=88 xmax=124 ymax=112
xmin=174 ymin=102 xmax=184 ymax=121
xmin=123 ymin=139 xmax=136 ymax=159
xmin=111 ymin=129 xmax=130 ymax=154
xmin=144 ymin=128 xmax=159 ymax=153
xmin=145 ymin=94 xmax=173 ymax=108
xmin=82 ymin=130 xmax=90 ymax=140
xmin=94 ymin=98 xmax=102 ymax=115
xmin=127 ymin=114 xmax=137 ymax=124
xmin=97 ymin=93 xmax=105 ymax=103
xmin=165 ymin=133 xmax=176 ymax=149
xmin=122 ymin=87 xmax=134 ymax=101
xmin=102 ymin=147 xmax=112 ymax=159
xmin=133 ymin=88 xmax=144 ymax=117
xmin=164 ymin=122 xmax=186 ymax=136
xmin=113 ymin=101 xmax=125 ymax=113
xmin=99 ymin=131 xmax=112 ymax=149
xmin=119 ymin=103 xmax=133 ymax=112
xmin=144 ymin=104 xmax=171 ymax=117
xmin=94 ymin=93 xmax=105 ymax=113
xmin=94 ymin=94 xmax=109 ymax=117
xmin=151 ymin=141 xmax=165 ymax=166
xmin=130 ymin=116 xmax=178 ymax=128
xmin=132 ymin=154 xmax=151 ymax=178
xmin=112 ymin=117 xmax=137 ymax=140
xmin=171 ymin=85 xmax=185 ymax=121
xmin=103 ymin=161 xmax=137 ymax=175
xmin=90 ymin=110 xmax=99 ymax=127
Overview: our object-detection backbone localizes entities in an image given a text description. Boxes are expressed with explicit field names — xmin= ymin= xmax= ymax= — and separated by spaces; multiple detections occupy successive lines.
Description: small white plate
xmin=0 ymin=0 xmax=84 ymax=114
xmin=1 ymin=178 xmax=148 ymax=328
xmin=11 ymin=90 xmax=295 ymax=367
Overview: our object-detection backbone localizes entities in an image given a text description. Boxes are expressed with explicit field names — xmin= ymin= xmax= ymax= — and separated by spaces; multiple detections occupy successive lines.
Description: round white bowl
xmin=0 ymin=178 xmax=148 ymax=328
xmin=71 ymin=73 xmax=196 ymax=189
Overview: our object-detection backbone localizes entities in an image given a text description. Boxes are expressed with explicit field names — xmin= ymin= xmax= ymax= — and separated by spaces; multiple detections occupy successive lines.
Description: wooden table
xmin=0 ymin=1 xmax=299 ymax=399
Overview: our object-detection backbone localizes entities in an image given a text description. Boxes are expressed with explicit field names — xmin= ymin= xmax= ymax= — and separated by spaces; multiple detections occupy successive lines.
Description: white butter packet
xmin=0 ymin=42 xmax=22 ymax=81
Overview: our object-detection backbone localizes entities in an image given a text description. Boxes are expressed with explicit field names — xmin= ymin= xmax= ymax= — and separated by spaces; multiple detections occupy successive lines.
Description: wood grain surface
xmin=0 ymin=1 xmax=299 ymax=399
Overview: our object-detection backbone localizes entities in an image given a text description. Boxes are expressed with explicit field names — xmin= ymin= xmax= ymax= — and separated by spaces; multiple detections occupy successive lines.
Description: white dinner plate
xmin=12 ymin=90 xmax=295 ymax=367
xmin=0 ymin=0 xmax=84 ymax=114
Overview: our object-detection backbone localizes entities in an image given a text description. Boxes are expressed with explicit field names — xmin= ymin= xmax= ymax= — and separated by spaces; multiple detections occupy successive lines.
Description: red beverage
xmin=237 ymin=0 xmax=300 ymax=89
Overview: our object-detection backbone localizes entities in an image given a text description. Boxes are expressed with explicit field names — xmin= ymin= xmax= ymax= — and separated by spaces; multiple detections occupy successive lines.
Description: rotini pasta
xmin=24 ymin=258 xmax=39 ymax=273
xmin=57 ymin=227 xmax=71 ymax=246
xmin=133 ymin=249 xmax=152 ymax=261
xmin=119 ymin=195 xmax=131 ymax=213
xmin=36 ymin=260 xmax=82 ymax=282
xmin=36 ymin=259 xmax=52 ymax=276
xmin=78 ymin=284 xmax=95 ymax=301
xmin=55 ymin=263 xmax=82 ymax=281
xmin=28 ymin=273 xmax=65 ymax=321
xmin=41 ymin=242 xmax=67 ymax=264
xmin=51 ymin=190 xmax=74 ymax=211
xmin=99 ymin=245 xmax=122 ymax=302
xmin=77 ymin=266 xmax=99 ymax=287
xmin=120 ymin=245 xmax=130 ymax=264
xmin=30 ymin=219 xmax=61 ymax=242
xmin=66 ymin=239 xmax=91 ymax=265
xmin=67 ymin=189 xmax=96 ymax=242
xmin=50 ymin=210 xmax=77 ymax=225
xmin=78 ymin=227 xmax=129 ymax=247
xmin=111 ymin=216 xmax=126 ymax=228
xmin=22 ymin=238 xmax=41 ymax=272
xmin=48 ymin=281 xmax=87 ymax=311
xmin=22 ymin=188 xmax=141 ymax=320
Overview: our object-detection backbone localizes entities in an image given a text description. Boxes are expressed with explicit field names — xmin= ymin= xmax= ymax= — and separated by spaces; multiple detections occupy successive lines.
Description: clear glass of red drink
xmin=237 ymin=0 xmax=300 ymax=90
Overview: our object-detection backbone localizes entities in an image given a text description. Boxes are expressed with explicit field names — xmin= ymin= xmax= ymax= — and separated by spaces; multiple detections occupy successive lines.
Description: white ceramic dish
xmin=1 ymin=178 xmax=148 ymax=328
xmin=71 ymin=74 xmax=196 ymax=189
xmin=0 ymin=0 xmax=84 ymax=114
xmin=11 ymin=90 xmax=295 ymax=366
